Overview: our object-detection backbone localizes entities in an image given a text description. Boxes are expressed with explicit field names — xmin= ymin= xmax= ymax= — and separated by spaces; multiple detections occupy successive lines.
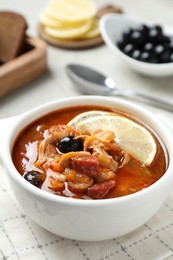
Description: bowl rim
xmin=99 ymin=13 xmax=173 ymax=70
xmin=2 ymin=95 xmax=173 ymax=206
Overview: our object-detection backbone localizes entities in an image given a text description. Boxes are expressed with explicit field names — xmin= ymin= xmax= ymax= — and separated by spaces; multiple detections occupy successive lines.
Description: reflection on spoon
xmin=66 ymin=63 xmax=173 ymax=111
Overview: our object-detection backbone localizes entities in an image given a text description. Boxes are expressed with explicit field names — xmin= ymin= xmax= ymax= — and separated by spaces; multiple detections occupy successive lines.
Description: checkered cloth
xmin=1 ymin=111 xmax=173 ymax=260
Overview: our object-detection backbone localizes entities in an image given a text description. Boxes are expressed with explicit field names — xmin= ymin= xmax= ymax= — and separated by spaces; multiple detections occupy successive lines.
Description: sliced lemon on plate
xmin=40 ymin=11 xmax=65 ymax=28
xmin=74 ymin=115 xmax=157 ymax=166
xmin=44 ymin=19 xmax=92 ymax=39
xmin=76 ymin=18 xmax=100 ymax=39
xmin=46 ymin=0 xmax=97 ymax=23
xmin=40 ymin=10 xmax=88 ymax=28
xmin=39 ymin=0 xmax=100 ymax=41
xmin=68 ymin=110 xmax=119 ymax=129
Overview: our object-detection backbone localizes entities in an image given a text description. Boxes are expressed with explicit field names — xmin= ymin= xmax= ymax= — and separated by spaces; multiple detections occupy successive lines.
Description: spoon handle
xmin=113 ymin=89 xmax=173 ymax=112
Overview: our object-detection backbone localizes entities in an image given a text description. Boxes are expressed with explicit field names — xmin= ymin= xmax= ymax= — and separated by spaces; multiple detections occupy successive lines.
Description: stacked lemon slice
xmin=39 ymin=0 xmax=100 ymax=40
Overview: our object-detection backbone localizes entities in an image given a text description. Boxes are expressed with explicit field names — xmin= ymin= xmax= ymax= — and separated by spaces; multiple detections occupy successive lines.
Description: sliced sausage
xmin=72 ymin=155 xmax=99 ymax=177
xmin=87 ymin=180 xmax=116 ymax=199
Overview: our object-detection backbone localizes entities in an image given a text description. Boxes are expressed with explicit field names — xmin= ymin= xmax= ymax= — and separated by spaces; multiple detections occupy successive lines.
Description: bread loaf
xmin=0 ymin=11 xmax=27 ymax=63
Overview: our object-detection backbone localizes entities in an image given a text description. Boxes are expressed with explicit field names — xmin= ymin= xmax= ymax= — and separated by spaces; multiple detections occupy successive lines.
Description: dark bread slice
xmin=0 ymin=11 xmax=27 ymax=63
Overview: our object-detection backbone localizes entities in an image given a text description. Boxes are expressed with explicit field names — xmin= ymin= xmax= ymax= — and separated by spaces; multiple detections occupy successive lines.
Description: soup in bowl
xmin=1 ymin=96 xmax=173 ymax=241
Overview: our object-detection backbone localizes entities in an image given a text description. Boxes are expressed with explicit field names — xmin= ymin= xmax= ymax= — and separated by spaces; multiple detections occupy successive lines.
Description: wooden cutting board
xmin=38 ymin=5 xmax=122 ymax=50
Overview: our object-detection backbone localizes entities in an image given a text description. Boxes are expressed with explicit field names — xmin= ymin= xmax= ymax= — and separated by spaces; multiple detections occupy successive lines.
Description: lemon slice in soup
xmin=75 ymin=115 xmax=157 ymax=166
xmin=68 ymin=110 xmax=118 ymax=129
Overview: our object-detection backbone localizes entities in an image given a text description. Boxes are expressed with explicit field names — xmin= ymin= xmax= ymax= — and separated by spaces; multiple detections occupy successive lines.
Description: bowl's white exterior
xmin=99 ymin=14 xmax=173 ymax=77
xmin=1 ymin=96 xmax=173 ymax=241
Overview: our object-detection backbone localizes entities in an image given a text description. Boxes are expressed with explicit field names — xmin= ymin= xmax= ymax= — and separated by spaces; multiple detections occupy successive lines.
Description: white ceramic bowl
xmin=99 ymin=13 xmax=173 ymax=77
xmin=1 ymin=96 xmax=173 ymax=241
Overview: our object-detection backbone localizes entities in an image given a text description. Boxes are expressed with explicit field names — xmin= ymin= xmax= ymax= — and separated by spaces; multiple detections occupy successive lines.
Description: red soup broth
xmin=12 ymin=105 xmax=167 ymax=200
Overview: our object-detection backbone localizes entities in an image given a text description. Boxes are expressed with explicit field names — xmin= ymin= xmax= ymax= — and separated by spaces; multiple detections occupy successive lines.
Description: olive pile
xmin=117 ymin=24 xmax=173 ymax=63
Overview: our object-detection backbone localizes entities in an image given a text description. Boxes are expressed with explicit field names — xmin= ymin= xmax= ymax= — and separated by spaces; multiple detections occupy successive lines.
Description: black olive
xmin=140 ymin=52 xmax=150 ymax=62
xmin=155 ymin=25 xmax=162 ymax=34
xmin=149 ymin=54 xmax=160 ymax=63
xmin=160 ymin=51 xmax=171 ymax=63
xmin=170 ymin=53 xmax=173 ymax=62
xmin=154 ymin=44 xmax=165 ymax=55
xmin=122 ymin=27 xmax=133 ymax=42
xmin=163 ymin=36 xmax=171 ymax=44
xmin=144 ymin=42 xmax=153 ymax=52
xmin=117 ymin=37 xmax=126 ymax=50
xmin=168 ymin=40 xmax=173 ymax=50
xmin=23 ymin=171 xmax=44 ymax=187
xmin=131 ymin=49 xmax=141 ymax=60
xmin=123 ymin=43 xmax=134 ymax=56
xmin=137 ymin=24 xmax=149 ymax=34
xmin=58 ymin=136 xmax=83 ymax=153
xmin=148 ymin=26 xmax=161 ymax=40
xmin=130 ymin=30 xmax=144 ymax=44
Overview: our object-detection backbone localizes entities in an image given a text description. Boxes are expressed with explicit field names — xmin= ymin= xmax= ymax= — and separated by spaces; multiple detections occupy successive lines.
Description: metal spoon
xmin=66 ymin=63 xmax=173 ymax=111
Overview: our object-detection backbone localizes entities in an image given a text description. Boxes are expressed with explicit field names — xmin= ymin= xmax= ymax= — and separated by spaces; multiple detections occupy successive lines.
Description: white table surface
xmin=1 ymin=0 xmax=173 ymax=120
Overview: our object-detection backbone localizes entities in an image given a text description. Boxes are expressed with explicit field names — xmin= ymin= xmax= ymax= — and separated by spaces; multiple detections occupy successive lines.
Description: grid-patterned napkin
xmin=1 ymin=113 xmax=173 ymax=260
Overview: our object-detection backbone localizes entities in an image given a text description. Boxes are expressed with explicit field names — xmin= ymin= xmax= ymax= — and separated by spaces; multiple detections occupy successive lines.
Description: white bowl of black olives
xmin=99 ymin=13 xmax=173 ymax=77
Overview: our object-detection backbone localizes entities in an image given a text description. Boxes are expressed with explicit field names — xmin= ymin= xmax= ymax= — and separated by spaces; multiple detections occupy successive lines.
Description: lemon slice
xmin=77 ymin=18 xmax=100 ymax=39
xmin=68 ymin=110 xmax=118 ymax=129
xmin=40 ymin=9 xmax=89 ymax=28
xmin=39 ymin=11 xmax=63 ymax=28
xmin=46 ymin=0 xmax=97 ymax=23
xmin=44 ymin=19 xmax=92 ymax=39
xmin=40 ymin=11 xmax=65 ymax=28
xmin=76 ymin=115 xmax=157 ymax=166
